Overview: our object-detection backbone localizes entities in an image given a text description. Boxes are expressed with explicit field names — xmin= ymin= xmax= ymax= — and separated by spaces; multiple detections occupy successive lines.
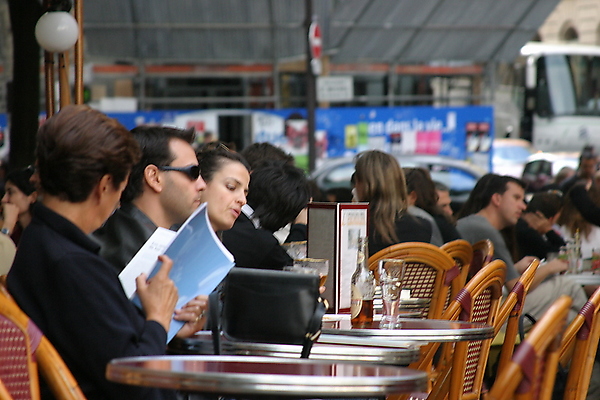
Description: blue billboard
xmin=0 ymin=105 xmax=493 ymax=170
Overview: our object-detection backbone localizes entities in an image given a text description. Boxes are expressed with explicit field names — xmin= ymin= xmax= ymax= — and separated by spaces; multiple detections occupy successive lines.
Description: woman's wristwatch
xmin=0 ymin=228 xmax=10 ymax=236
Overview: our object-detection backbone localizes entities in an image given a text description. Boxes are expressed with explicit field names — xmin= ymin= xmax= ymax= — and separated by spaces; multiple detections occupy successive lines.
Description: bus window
xmin=545 ymin=55 xmax=577 ymax=116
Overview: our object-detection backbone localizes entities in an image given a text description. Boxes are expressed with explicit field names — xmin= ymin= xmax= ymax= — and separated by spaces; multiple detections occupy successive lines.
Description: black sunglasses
xmin=158 ymin=165 xmax=201 ymax=180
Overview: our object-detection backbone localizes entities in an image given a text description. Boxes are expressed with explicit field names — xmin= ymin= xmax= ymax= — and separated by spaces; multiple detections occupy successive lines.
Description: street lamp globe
xmin=35 ymin=11 xmax=79 ymax=53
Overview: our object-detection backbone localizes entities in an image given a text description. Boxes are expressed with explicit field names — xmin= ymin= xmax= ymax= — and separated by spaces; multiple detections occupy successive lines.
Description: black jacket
xmin=368 ymin=213 xmax=432 ymax=257
xmin=222 ymin=212 xmax=293 ymax=269
xmin=93 ymin=202 xmax=158 ymax=273
xmin=7 ymin=203 xmax=175 ymax=400
xmin=516 ymin=217 xmax=566 ymax=260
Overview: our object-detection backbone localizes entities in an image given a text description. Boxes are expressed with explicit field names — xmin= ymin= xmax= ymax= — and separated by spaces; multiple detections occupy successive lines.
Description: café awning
xmin=79 ymin=0 xmax=560 ymax=66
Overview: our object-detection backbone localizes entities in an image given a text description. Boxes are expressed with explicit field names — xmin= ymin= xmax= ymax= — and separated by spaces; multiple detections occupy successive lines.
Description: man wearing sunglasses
xmin=93 ymin=125 xmax=206 ymax=273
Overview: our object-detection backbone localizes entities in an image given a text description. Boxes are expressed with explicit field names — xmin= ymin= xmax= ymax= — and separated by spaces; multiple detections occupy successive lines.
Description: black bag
xmin=209 ymin=267 xmax=327 ymax=358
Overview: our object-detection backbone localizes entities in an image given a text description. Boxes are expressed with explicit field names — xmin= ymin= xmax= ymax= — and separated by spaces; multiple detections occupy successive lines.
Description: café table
xmin=564 ymin=271 xmax=600 ymax=286
xmin=318 ymin=314 xmax=494 ymax=347
xmin=169 ymin=331 xmax=421 ymax=366
xmin=106 ymin=355 xmax=428 ymax=399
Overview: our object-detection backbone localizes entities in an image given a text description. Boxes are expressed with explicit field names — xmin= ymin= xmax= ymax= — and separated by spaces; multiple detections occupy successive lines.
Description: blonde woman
xmin=353 ymin=150 xmax=432 ymax=256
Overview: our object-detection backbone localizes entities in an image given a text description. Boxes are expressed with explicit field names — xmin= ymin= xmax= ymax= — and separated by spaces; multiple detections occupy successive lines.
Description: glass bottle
xmin=351 ymin=236 xmax=375 ymax=328
xmin=574 ymin=228 xmax=582 ymax=273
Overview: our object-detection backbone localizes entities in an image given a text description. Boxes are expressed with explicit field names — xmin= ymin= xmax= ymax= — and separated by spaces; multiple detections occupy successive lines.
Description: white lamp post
xmin=35 ymin=1 xmax=83 ymax=117
xmin=35 ymin=11 xmax=79 ymax=53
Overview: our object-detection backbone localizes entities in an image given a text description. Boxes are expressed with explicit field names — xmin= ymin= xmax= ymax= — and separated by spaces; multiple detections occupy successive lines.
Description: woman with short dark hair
xmin=1 ymin=166 xmax=37 ymax=245
xmin=222 ymin=160 xmax=310 ymax=269
xmin=197 ymin=146 xmax=251 ymax=232
xmin=7 ymin=105 xmax=204 ymax=400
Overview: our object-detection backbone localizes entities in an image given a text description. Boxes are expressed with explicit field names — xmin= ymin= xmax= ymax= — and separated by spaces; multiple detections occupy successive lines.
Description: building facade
xmin=539 ymin=0 xmax=600 ymax=44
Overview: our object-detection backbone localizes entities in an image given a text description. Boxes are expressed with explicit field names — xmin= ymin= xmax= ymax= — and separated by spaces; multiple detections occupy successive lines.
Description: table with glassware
xmin=168 ymin=331 xmax=421 ymax=366
xmin=318 ymin=314 xmax=495 ymax=347
xmin=564 ymin=271 xmax=600 ymax=286
xmin=106 ymin=355 xmax=429 ymax=398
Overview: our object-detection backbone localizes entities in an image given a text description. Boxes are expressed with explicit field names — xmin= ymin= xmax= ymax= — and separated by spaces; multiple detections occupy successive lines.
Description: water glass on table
xmin=282 ymin=241 xmax=307 ymax=260
xmin=379 ymin=258 xmax=405 ymax=329
xmin=285 ymin=258 xmax=329 ymax=286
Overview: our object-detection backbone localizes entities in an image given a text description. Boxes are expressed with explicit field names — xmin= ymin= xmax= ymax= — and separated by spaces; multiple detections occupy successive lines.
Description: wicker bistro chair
xmin=469 ymin=239 xmax=494 ymax=281
xmin=557 ymin=286 xmax=600 ymax=400
xmin=368 ymin=242 xmax=458 ymax=320
xmin=0 ymin=286 xmax=86 ymax=400
xmin=425 ymin=260 xmax=506 ymax=400
xmin=0 ymin=291 xmax=41 ymax=400
xmin=487 ymin=295 xmax=572 ymax=400
xmin=441 ymin=240 xmax=473 ymax=311
xmin=0 ymin=379 xmax=13 ymax=399
xmin=493 ymin=258 xmax=540 ymax=377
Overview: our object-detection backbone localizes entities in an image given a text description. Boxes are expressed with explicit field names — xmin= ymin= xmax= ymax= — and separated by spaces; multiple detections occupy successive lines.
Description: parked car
xmin=492 ymin=138 xmax=536 ymax=178
xmin=310 ymin=154 xmax=486 ymax=211
xmin=521 ymin=152 xmax=579 ymax=192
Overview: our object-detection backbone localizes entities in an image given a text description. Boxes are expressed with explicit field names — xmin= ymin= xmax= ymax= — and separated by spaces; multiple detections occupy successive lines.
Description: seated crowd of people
xmin=1 ymin=106 xmax=600 ymax=399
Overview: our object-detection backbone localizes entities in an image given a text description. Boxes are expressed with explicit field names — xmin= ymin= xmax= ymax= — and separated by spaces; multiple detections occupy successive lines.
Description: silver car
xmin=310 ymin=154 xmax=486 ymax=207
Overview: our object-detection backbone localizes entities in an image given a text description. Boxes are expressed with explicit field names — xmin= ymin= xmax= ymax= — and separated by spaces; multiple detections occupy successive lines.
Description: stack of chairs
xmin=416 ymin=260 xmax=506 ymax=400
xmin=441 ymin=239 xmax=473 ymax=311
xmin=558 ymin=286 xmax=600 ymax=400
xmin=488 ymin=296 xmax=572 ymax=400
xmin=468 ymin=239 xmax=494 ymax=281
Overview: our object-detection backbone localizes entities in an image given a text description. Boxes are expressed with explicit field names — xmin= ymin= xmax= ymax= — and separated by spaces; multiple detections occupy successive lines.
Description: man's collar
xmin=242 ymin=204 xmax=261 ymax=229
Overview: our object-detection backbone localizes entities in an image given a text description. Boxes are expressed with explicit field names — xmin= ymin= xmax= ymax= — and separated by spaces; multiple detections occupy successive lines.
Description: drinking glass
xmin=292 ymin=258 xmax=329 ymax=286
xmin=282 ymin=241 xmax=307 ymax=260
xmin=378 ymin=259 xmax=405 ymax=329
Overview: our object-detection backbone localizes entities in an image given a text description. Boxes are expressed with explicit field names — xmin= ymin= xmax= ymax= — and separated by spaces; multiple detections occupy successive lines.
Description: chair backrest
xmin=0 ymin=379 xmax=13 ymax=399
xmin=493 ymin=258 xmax=540 ymax=376
xmin=558 ymin=286 xmax=600 ymax=400
xmin=487 ymin=295 xmax=572 ymax=400
xmin=427 ymin=260 xmax=506 ymax=400
xmin=469 ymin=239 xmax=494 ymax=280
xmin=0 ymin=286 xmax=41 ymax=400
xmin=368 ymin=242 xmax=457 ymax=319
xmin=0 ymin=286 xmax=86 ymax=400
xmin=441 ymin=239 xmax=473 ymax=310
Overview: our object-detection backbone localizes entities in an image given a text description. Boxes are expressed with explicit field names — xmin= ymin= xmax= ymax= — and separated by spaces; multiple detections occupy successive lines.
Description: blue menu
xmin=125 ymin=203 xmax=234 ymax=342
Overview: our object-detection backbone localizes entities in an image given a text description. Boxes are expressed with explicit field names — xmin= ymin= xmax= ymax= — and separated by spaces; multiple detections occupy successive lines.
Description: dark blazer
xmin=516 ymin=217 xmax=566 ymax=260
xmin=433 ymin=213 xmax=461 ymax=243
xmin=7 ymin=204 xmax=175 ymax=400
xmin=368 ymin=213 xmax=432 ymax=257
xmin=93 ymin=202 xmax=158 ymax=273
xmin=222 ymin=212 xmax=293 ymax=270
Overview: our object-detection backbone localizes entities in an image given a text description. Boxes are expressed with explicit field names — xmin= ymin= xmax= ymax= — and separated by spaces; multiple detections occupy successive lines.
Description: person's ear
xmin=490 ymin=192 xmax=502 ymax=207
xmin=28 ymin=191 xmax=38 ymax=205
xmin=408 ymin=191 xmax=418 ymax=205
xmin=144 ymin=165 xmax=163 ymax=193
xmin=95 ymin=174 xmax=112 ymax=204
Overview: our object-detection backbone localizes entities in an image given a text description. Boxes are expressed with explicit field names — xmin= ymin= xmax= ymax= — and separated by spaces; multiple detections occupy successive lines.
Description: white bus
xmin=519 ymin=42 xmax=600 ymax=152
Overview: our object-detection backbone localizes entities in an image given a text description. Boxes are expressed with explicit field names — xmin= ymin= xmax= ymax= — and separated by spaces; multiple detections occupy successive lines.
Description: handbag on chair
xmin=209 ymin=267 xmax=327 ymax=358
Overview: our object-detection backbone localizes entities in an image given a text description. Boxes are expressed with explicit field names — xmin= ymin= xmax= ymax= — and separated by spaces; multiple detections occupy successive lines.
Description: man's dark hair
xmin=121 ymin=125 xmax=195 ymax=203
xmin=525 ymin=191 xmax=563 ymax=218
xmin=247 ymin=160 xmax=310 ymax=232
xmin=579 ymin=145 xmax=597 ymax=166
xmin=457 ymin=173 xmax=526 ymax=219
xmin=36 ymin=105 xmax=140 ymax=203
xmin=404 ymin=167 xmax=439 ymax=216
xmin=434 ymin=181 xmax=450 ymax=192
xmin=240 ymin=142 xmax=294 ymax=170
xmin=325 ymin=187 xmax=352 ymax=202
